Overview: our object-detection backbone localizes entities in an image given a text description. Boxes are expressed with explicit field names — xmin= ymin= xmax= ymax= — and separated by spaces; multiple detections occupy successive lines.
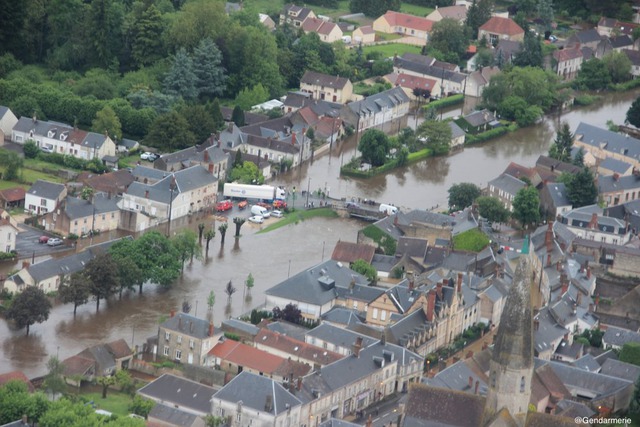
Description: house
xmin=535 ymin=155 xmax=583 ymax=181
xmin=486 ymin=174 xmax=526 ymax=212
xmin=383 ymin=73 xmax=440 ymax=100
xmin=157 ymin=311 xmax=218 ymax=366
xmin=154 ymin=141 xmax=229 ymax=179
xmin=597 ymin=17 xmax=618 ymax=37
xmin=147 ymin=404 xmax=206 ymax=427
xmin=502 ymin=161 xmax=541 ymax=187
xmin=393 ymin=55 xmax=467 ymax=95
xmin=0 ymin=187 xmax=25 ymax=210
xmin=290 ymin=106 xmax=343 ymax=144
xmin=540 ymin=182 xmax=573 ymax=219
xmin=373 ymin=11 xmax=435 ymax=44
xmin=466 ymin=66 xmax=500 ymax=97
xmin=42 ymin=192 xmax=121 ymax=237
xmin=207 ymin=339 xmax=311 ymax=382
xmin=119 ymin=165 xmax=217 ymax=232
xmin=602 ymin=326 xmax=640 ymax=350
xmin=365 ymin=279 xmax=426 ymax=326
xmin=595 ymin=35 xmax=635 ymax=58
xmin=0 ymin=212 xmax=18 ymax=254
xmin=138 ymin=374 xmax=217 ymax=416
xmin=116 ymin=138 xmax=139 ymax=154
xmin=624 ymin=49 xmax=640 ymax=78
xmin=11 ymin=117 xmax=116 ymax=161
xmin=330 ymin=241 xmax=375 ymax=264
xmin=72 ymin=339 xmax=133 ymax=377
xmin=300 ymin=71 xmax=353 ymax=104
xmin=0 ymin=106 xmax=18 ymax=142
xmin=454 ymin=109 xmax=498 ymax=134
xmin=259 ymin=13 xmax=276 ymax=31
xmin=352 ymin=25 xmax=375 ymax=44
xmin=238 ymin=115 xmax=313 ymax=165
xmin=560 ymin=204 xmax=631 ymax=245
xmin=2 ymin=237 xmax=130 ymax=294
xmin=605 ymin=199 xmax=640 ymax=235
xmin=340 ymin=87 xmax=410 ymax=131
xmin=597 ymin=171 xmax=640 ymax=207
xmin=426 ymin=5 xmax=468 ymax=24
xmin=25 ymin=179 xmax=67 ymax=216
xmin=598 ymin=157 xmax=634 ymax=177
xmin=478 ymin=16 xmax=524 ymax=44
xmin=265 ymin=260 xmax=370 ymax=320
xmin=211 ymin=372 xmax=303 ymax=427
xmin=302 ymin=17 xmax=343 ymax=43
xmin=449 ymin=121 xmax=466 ymax=149
xmin=279 ymin=4 xmax=316 ymax=27
xmin=493 ymin=39 xmax=521 ymax=66
xmin=552 ymin=47 xmax=583 ymax=80
xmin=253 ymin=328 xmax=344 ymax=367
xmin=305 ymin=323 xmax=379 ymax=356
xmin=573 ymin=122 xmax=640 ymax=169
xmin=566 ymin=28 xmax=603 ymax=51
xmin=0 ymin=370 xmax=35 ymax=392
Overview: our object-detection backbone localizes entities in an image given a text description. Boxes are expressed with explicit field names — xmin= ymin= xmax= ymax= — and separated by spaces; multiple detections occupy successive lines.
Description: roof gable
xmin=479 ymin=16 xmax=524 ymax=36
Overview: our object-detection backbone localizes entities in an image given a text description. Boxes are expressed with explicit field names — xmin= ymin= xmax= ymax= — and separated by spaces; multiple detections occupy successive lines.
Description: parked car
xmin=40 ymin=146 xmax=54 ymax=154
xmin=248 ymin=215 xmax=264 ymax=224
xmin=216 ymin=200 xmax=233 ymax=212
xmin=38 ymin=235 xmax=50 ymax=244
xmin=238 ymin=200 xmax=248 ymax=210
xmin=148 ymin=153 xmax=160 ymax=161
xmin=256 ymin=202 xmax=271 ymax=210
xmin=140 ymin=152 xmax=159 ymax=161
xmin=47 ymin=238 xmax=63 ymax=247
xmin=273 ymin=199 xmax=287 ymax=209
xmin=271 ymin=210 xmax=283 ymax=218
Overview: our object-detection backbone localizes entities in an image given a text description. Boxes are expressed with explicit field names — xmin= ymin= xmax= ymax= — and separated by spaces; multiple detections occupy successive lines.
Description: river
xmin=1 ymin=88 xmax=638 ymax=378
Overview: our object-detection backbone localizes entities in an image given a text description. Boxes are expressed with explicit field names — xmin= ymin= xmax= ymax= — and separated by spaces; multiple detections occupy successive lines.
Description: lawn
xmin=375 ymin=31 xmax=404 ymax=41
xmin=362 ymin=43 xmax=423 ymax=58
xmin=0 ymin=180 xmax=28 ymax=191
xmin=81 ymin=391 xmax=134 ymax=417
xmin=0 ymin=166 xmax=65 ymax=185
xmin=258 ymin=207 xmax=338 ymax=233
xmin=399 ymin=3 xmax=434 ymax=16
xmin=453 ymin=229 xmax=490 ymax=252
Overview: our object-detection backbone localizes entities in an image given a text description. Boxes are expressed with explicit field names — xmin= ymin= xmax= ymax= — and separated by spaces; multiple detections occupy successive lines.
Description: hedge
xmin=424 ymin=94 xmax=464 ymax=110
xmin=609 ymin=78 xmax=640 ymax=92
xmin=573 ymin=94 xmax=601 ymax=106
xmin=465 ymin=123 xmax=518 ymax=145
xmin=340 ymin=148 xmax=432 ymax=178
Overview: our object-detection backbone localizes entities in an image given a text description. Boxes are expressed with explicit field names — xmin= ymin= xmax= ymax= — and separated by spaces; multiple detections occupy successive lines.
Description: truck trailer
xmin=223 ymin=183 xmax=285 ymax=201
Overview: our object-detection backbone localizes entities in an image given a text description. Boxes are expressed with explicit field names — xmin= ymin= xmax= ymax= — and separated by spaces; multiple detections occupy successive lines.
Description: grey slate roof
xmin=555 ymin=399 xmax=596 ymax=419
xmin=148 ymin=403 xmax=200 ymax=426
xmin=13 ymin=116 xmax=70 ymax=136
xmin=545 ymin=182 xmax=572 ymax=208
xmin=572 ymin=353 xmax=601 ymax=372
xmin=212 ymin=371 xmax=302 ymax=416
xmin=599 ymin=157 xmax=632 ymax=174
xmin=131 ymin=165 xmax=168 ymax=182
xmin=463 ymin=109 xmax=497 ymax=127
xmin=449 ymin=121 xmax=465 ymax=139
xmin=127 ymin=165 xmax=217 ymax=204
xmin=598 ymin=173 xmax=640 ymax=194
xmin=370 ymin=254 xmax=397 ymax=273
xmin=534 ymin=306 xmax=568 ymax=355
xmin=603 ymin=325 xmax=640 ymax=348
xmin=221 ymin=318 xmax=260 ymax=337
xmin=599 ymin=358 xmax=640 ymax=382
xmin=320 ymin=306 xmax=366 ymax=326
xmin=347 ymin=87 xmax=410 ymax=117
xmin=81 ymin=132 xmax=109 ymax=150
xmin=318 ymin=419 xmax=361 ymax=427
xmin=422 ymin=359 xmax=488 ymax=395
xmin=576 ymin=122 xmax=640 ymax=161
xmin=488 ymin=173 xmax=526 ymax=196
xmin=387 ymin=307 xmax=431 ymax=348
xmin=138 ymin=374 xmax=218 ymax=415
xmin=119 ymin=138 xmax=138 ymax=149
xmin=561 ymin=204 xmax=627 ymax=233
xmin=62 ymin=193 xmax=120 ymax=220
xmin=300 ymin=71 xmax=350 ymax=90
xmin=572 ymin=28 xmax=602 ymax=44
xmin=265 ymin=320 xmax=308 ymax=342
xmin=394 ymin=57 xmax=467 ymax=83
xmin=372 ymin=209 xmax=455 ymax=240
xmin=160 ymin=313 xmax=212 ymax=340
xmin=0 ymin=106 xmax=10 ymax=117
xmin=306 ymin=322 xmax=379 ymax=350
xmin=265 ymin=260 xmax=369 ymax=306
xmin=27 ymin=180 xmax=66 ymax=200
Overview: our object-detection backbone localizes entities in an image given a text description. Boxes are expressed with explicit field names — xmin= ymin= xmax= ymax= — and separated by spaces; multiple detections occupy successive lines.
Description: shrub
xmin=224 ymin=332 xmax=240 ymax=341
xmin=425 ymin=94 xmax=464 ymax=110
xmin=23 ymin=140 xmax=39 ymax=158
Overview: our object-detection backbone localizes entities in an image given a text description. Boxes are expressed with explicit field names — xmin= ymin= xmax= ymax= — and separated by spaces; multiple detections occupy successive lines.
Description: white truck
xmin=223 ymin=183 xmax=285 ymax=201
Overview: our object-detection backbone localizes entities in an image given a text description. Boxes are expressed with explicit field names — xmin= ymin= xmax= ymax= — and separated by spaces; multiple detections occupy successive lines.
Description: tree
xmin=603 ymin=51 xmax=632 ymax=84
xmin=0 ymin=151 xmax=23 ymax=181
xmin=129 ymin=395 xmax=155 ymax=419
xmin=163 ymin=48 xmax=197 ymax=101
xmin=172 ymin=230 xmax=201 ymax=272
xmin=131 ymin=4 xmax=165 ymax=68
xmin=416 ymin=120 xmax=452 ymax=155
xmin=6 ymin=286 xmax=51 ymax=336
xmin=233 ymin=217 xmax=245 ymax=237
xmin=482 ymin=66 xmax=558 ymax=113
xmin=234 ymin=84 xmax=269 ymax=111
xmin=198 ymin=223 xmax=205 ymax=244
xmin=548 ymin=122 xmax=574 ymax=162
xmin=229 ymin=161 xmax=264 ymax=185
xmin=193 ymin=38 xmax=227 ymax=100
xmin=85 ymin=253 xmax=119 ymax=311
xmin=166 ymin=0 xmax=228 ymax=52
xmin=43 ymin=356 xmax=66 ymax=400
xmin=536 ymin=0 xmax=554 ymax=32
xmin=96 ymin=375 xmax=116 ymax=399
xmin=620 ymin=342 xmax=640 ymax=366
xmin=177 ymin=104 xmax=218 ymax=146
xmin=566 ymin=168 xmax=597 ymax=208
xmin=231 ymin=105 xmax=245 ymax=127
xmin=116 ymin=257 xmax=144 ymax=299
xmin=225 ymin=280 xmax=236 ymax=302
xmin=245 ymin=273 xmax=254 ymax=295
xmin=428 ymin=18 xmax=469 ymax=64
xmin=145 ymin=111 xmax=196 ymax=152
xmin=627 ymin=97 xmax=640 ymax=128
xmin=513 ymin=32 xmax=543 ymax=68
xmin=476 ymin=196 xmax=510 ymax=223
xmin=87 ymin=0 xmax=124 ymax=68
xmin=573 ymin=148 xmax=585 ymax=166
xmin=448 ymin=183 xmax=481 ymax=210
xmin=272 ymin=303 xmax=302 ymax=324
xmin=209 ymin=99 xmax=225 ymax=129
xmin=349 ymin=0 xmax=400 ymax=18
xmin=218 ymin=223 xmax=228 ymax=245
xmin=466 ymin=0 xmax=493 ymax=39
xmin=207 ymin=290 xmax=215 ymax=310
xmin=576 ymin=58 xmax=611 ymax=90
xmin=91 ymin=106 xmax=122 ymax=141
xmin=512 ymin=186 xmax=540 ymax=227
xmin=358 ymin=129 xmax=390 ymax=167
xmin=58 ymin=272 xmax=90 ymax=316
xmin=115 ymin=369 xmax=135 ymax=396
xmin=205 ymin=229 xmax=216 ymax=256
xmin=23 ymin=140 xmax=39 ymax=158
xmin=351 ymin=259 xmax=377 ymax=283
xmin=204 ymin=415 xmax=226 ymax=427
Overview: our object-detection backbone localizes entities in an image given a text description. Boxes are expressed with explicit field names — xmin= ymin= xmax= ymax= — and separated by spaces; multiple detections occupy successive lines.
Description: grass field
xmin=399 ymin=3 xmax=434 ymax=16
xmin=362 ymin=43 xmax=423 ymax=58
xmin=242 ymin=0 xmax=433 ymax=19
xmin=453 ymin=229 xmax=490 ymax=252
xmin=81 ymin=391 xmax=133 ymax=416
xmin=258 ymin=207 xmax=338 ymax=233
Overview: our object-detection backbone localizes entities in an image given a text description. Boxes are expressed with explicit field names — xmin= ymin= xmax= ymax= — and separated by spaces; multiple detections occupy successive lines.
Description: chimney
xmin=393 ymin=214 xmax=398 ymax=226
xmin=546 ymin=253 xmax=552 ymax=267
xmin=170 ymin=309 xmax=175 ymax=318
xmin=474 ymin=380 xmax=480 ymax=395
xmin=227 ymin=122 xmax=233 ymax=132
xmin=178 ymin=315 xmax=182 ymax=328
xmin=297 ymin=377 xmax=302 ymax=391
xmin=595 ymin=294 xmax=600 ymax=306
xmin=265 ymin=395 xmax=273 ymax=412
xmin=468 ymin=376 xmax=473 ymax=389
xmin=556 ymin=261 xmax=561 ymax=271
xmin=587 ymin=267 xmax=591 ymax=279
xmin=22 ymin=261 xmax=30 ymax=269
xmin=613 ymin=173 xmax=620 ymax=182
xmin=426 ymin=289 xmax=436 ymax=321
xmin=353 ymin=336 xmax=363 ymax=357
xmin=436 ymin=282 xmax=443 ymax=300
xmin=366 ymin=415 xmax=373 ymax=427
xmin=204 ymin=150 xmax=210 ymax=162
xmin=209 ymin=321 xmax=214 ymax=337
xmin=457 ymin=273 xmax=463 ymax=293
xmin=534 ymin=318 xmax=540 ymax=331
xmin=561 ymin=279 xmax=568 ymax=296
xmin=145 ymin=190 xmax=149 ymax=199
xmin=588 ymin=212 xmax=598 ymax=229
xmin=291 ymin=132 xmax=297 ymax=146
xmin=381 ymin=331 xmax=386 ymax=346
xmin=576 ymin=292 xmax=583 ymax=307
xmin=545 ymin=222 xmax=553 ymax=252
xmin=190 ymin=321 xmax=194 ymax=333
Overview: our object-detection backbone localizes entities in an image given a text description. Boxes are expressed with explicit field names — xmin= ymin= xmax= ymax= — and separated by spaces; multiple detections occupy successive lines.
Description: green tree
xmin=85 ymin=253 xmax=119 ymax=312
xmin=603 ymin=51 xmax=632 ymax=84
xmin=272 ymin=303 xmax=302 ymax=324
xmin=513 ymin=32 xmax=543 ymax=68
xmin=91 ymin=106 xmax=122 ymax=141
xmin=58 ymin=272 xmax=90 ymax=316
xmin=573 ymin=148 xmax=585 ymax=166
xmin=576 ymin=58 xmax=611 ymax=90
xmin=231 ymin=105 xmax=245 ymax=127
xmin=218 ymin=223 xmax=228 ymax=245
xmin=466 ymin=0 xmax=493 ymax=39
xmin=234 ymin=84 xmax=269 ymax=111
xmin=193 ymin=38 xmax=227 ymax=100
xmin=428 ymin=18 xmax=469 ymax=64
xmin=349 ymin=0 xmax=400 ymax=17
xmin=358 ymin=129 xmax=390 ymax=167
xmin=204 ymin=415 xmax=226 ymax=427
xmin=209 ymin=99 xmax=225 ymax=130
xmin=115 ymin=256 xmax=144 ymax=298
xmin=620 ymin=342 xmax=640 ymax=366
xmin=6 ymin=286 xmax=51 ymax=336
xmin=548 ymin=122 xmax=574 ymax=162
xmin=0 ymin=151 xmax=24 ymax=181
xmin=536 ymin=0 xmax=554 ymax=32
xmin=96 ymin=375 xmax=116 ymax=399
xmin=87 ymin=0 xmax=124 ymax=68
xmin=178 ymin=104 xmax=218 ymax=145
xmin=512 ymin=186 xmax=540 ymax=226
xmin=23 ymin=140 xmax=39 ymax=159
xmin=627 ymin=97 xmax=640 ymax=128
xmin=245 ymin=273 xmax=254 ymax=294
xmin=417 ymin=120 xmax=452 ymax=155
xmin=131 ymin=4 xmax=166 ymax=68
xmin=229 ymin=161 xmax=264 ymax=184
xmin=145 ymin=111 xmax=196 ymax=152
xmin=476 ymin=196 xmax=510 ymax=223
xmin=448 ymin=183 xmax=481 ymax=210
xmin=566 ymin=168 xmax=597 ymax=207
xmin=171 ymin=230 xmax=201 ymax=272
xmin=43 ymin=356 xmax=66 ymax=400
xmin=207 ymin=290 xmax=216 ymax=310
xmin=233 ymin=217 xmax=245 ymax=237
xmin=351 ymin=259 xmax=377 ymax=283
xmin=128 ymin=395 xmax=155 ymax=419
xmin=164 ymin=48 xmax=197 ymax=101
xmin=118 ymin=231 xmax=181 ymax=287
xmin=115 ymin=369 xmax=135 ymax=396
xmin=166 ymin=0 xmax=227 ymax=51
xmin=205 ymin=229 xmax=216 ymax=256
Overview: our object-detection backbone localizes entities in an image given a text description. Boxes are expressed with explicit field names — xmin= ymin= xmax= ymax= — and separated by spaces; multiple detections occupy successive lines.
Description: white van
xmin=379 ymin=203 xmax=398 ymax=215
xmin=251 ymin=205 xmax=270 ymax=218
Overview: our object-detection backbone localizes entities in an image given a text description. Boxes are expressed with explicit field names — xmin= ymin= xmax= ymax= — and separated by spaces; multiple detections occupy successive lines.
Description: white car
xmin=140 ymin=152 xmax=158 ymax=161
xmin=271 ymin=210 xmax=283 ymax=218
xmin=248 ymin=215 xmax=264 ymax=224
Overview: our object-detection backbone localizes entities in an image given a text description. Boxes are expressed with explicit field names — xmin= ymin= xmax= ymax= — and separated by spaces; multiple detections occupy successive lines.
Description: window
xmin=353 ymin=301 xmax=358 ymax=309
xmin=520 ymin=376 xmax=525 ymax=393
xmin=177 ymin=335 xmax=182 ymax=344
xmin=381 ymin=310 xmax=387 ymax=321
xmin=40 ymin=198 xmax=47 ymax=206
xmin=190 ymin=339 xmax=195 ymax=349
xmin=111 ymin=213 xmax=115 ymax=219
xmin=165 ymin=331 xmax=170 ymax=341
xmin=102 ymin=214 xmax=106 ymax=220
xmin=7 ymin=233 xmax=10 ymax=242
xmin=163 ymin=346 xmax=169 ymax=356
xmin=175 ymin=349 xmax=182 ymax=360
xmin=372 ymin=308 xmax=379 ymax=319
xmin=236 ymin=413 xmax=241 ymax=422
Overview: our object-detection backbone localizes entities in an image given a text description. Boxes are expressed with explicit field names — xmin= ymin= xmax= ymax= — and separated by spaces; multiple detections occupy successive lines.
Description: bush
xmin=465 ymin=124 xmax=516 ymax=145
xmin=0 ymin=251 xmax=17 ymax=261
xmin=362 ymin=225 xmax=396 ymax=255
xmin=573 ymin=94 xmax=601 ymax=106
xmin=224 ymin=332 xmax=240 ymax=341
xmin=23 ymin=140 xmax=39 ymax=158
xmin=425 ymin=94 xmax=464 ymax=110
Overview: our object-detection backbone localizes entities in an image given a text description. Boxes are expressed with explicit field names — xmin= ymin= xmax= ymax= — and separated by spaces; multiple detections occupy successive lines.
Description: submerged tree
xmin=58 ymin=272 xmax=90 ymax=316
xmin=218 ymin=223 xmax=228 ymax=245
xmin=205 ymin=229 xmax=216 ymax=256
xmin=225 ymin=280 xmax=236 ymax=302
xmin=6 ymin=286 xmax=51 ymax=336
xmin=233 ymin=217 xmax=245 ymax=237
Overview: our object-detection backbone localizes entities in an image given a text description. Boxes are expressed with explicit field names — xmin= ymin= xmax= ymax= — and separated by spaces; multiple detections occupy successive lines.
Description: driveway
xmin=15 ymin=225 xmax=74 ymax=259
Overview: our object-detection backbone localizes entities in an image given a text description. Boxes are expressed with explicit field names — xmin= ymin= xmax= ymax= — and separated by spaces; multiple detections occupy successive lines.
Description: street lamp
xmin=305 ymin=176 xmax=311 ymax=208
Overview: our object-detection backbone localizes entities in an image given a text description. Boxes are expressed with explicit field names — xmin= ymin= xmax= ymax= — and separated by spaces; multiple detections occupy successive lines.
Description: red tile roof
xmin=331 ymin=241 xmax=376 ymax=264
xmin=389 ymin=73 xmax=438 ymax=93
xmin=209 ymin=340 xmax=310 ymax=377
xmin=0 ymin=187 xmax=26 ymax=202
xmin=0 ymin=370 xmax=35 ymax=392
xmin=358 ymin=25 xmax=375 ymax=35
xmin=302 ymin=17 xmax=339 ymax=36
xmin=106 ymin=339 xmax=132 ymax=359
xmin=553 ymin=47 xmax=583 ymax=63
xmin=61 ymin=355 xmax=96 ymax=377
xmin=479 ymin=16 xmax=524 ymax=36
xmin=254 ymin=329 xmax=343 ymax=365
xmin=381 ymin=11 xmax=434 ymax=32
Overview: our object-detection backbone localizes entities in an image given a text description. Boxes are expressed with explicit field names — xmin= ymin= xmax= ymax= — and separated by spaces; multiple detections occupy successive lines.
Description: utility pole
xmin=306 ymin=176 xmax=311 ymax=207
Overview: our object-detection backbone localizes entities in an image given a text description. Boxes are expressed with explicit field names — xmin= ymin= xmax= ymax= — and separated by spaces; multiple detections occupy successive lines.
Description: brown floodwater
xmin=2 ymin=88 xmax=639 ymax=377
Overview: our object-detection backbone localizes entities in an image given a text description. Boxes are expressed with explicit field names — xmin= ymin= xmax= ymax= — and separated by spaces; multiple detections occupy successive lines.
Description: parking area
xmin=15 ymin=226 xmax=73 ymax=258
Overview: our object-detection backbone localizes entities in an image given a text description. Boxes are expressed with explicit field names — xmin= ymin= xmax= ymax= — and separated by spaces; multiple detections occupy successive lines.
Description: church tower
xmin=484 ymin=256 xmax=534 ymax=426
